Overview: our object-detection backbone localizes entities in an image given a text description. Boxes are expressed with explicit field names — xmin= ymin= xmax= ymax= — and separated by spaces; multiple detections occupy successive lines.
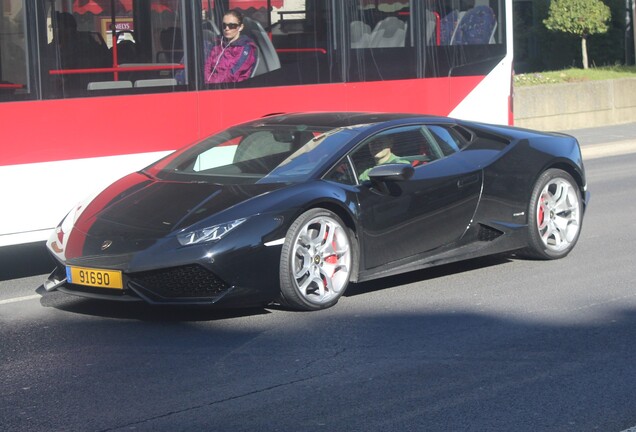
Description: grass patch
xmin=514 ymin=65 xmax=636 ymax=86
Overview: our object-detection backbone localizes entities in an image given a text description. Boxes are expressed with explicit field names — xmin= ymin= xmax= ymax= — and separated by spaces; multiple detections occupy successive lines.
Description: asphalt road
xmin=1 ymin=124 xmax=636 ymax=432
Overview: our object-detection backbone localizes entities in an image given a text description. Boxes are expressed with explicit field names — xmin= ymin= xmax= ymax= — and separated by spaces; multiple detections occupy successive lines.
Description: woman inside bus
xmin=204 ymin=10 xmax=257 ymax=84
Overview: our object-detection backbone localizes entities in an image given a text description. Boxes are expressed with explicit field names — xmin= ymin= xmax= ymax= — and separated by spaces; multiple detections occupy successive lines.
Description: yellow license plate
xmin=66 ymin=266 xmax=123 ymax=290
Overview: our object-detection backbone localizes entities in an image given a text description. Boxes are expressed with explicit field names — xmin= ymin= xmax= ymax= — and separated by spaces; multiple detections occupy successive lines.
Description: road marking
xmin=620 ymin=427 xmax=636 ymax=432
xmin=0 ymin=294 xmax=41 ymax=305
xmin=582 ymin=140 xmax=636 ymax=160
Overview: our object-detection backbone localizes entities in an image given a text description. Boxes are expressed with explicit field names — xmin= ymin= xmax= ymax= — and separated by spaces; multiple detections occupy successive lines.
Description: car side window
xmin=427 ymin=124 xmax=470 ymax=155
xmin=351 ymin=125 xmax=446 ymax=181
xmin=324 ymin=160 xmax=356 ymax=185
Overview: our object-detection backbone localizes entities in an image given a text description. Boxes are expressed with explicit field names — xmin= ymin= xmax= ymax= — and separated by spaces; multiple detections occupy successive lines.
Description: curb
xmin=581 ymin=139 xmax=636 ymax=160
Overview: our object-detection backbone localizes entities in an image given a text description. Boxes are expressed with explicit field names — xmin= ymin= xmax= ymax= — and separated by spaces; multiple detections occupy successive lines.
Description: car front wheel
xmin=279 ymin=208 xmax=352 ymax=311
xmin=525 ymin=169 xmax=583 ymax=260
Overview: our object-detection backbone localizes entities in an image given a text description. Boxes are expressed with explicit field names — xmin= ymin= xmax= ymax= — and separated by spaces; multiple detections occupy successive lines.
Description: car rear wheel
xmin=524 ymin=169 xmax=582 ymax=260
xmin=279 ymin=208 xmax=352 ymax=311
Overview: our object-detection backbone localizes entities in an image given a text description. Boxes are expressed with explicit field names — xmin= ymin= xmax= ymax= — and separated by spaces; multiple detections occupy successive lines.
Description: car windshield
xmin=149 ymin=124 xmax=361 ymax=184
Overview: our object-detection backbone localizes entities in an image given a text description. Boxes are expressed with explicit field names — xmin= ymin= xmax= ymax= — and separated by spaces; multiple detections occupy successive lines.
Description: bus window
xmin=206 ymin=0 xmax=337 ymax=89
xmin=433 ymin=0 xmax=501 ymax=46
xmin=346 ymin=0 xmax=417 ymax=82
xmin=268 ymin=1 xmax=335 ymax=86
xmin=425 ymin=0 xmax=506 ymax=78
xmin=42 ymin=0 xmax=187 ymax=99
xmin=0 ymin=1 xmax=29 ymax=102
xmin=0 ymin=0 xmax=514 ymax=248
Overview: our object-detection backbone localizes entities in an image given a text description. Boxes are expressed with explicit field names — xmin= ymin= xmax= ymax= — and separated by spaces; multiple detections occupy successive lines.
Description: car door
xmin=350 ymin=124 xmax=483 ymax=270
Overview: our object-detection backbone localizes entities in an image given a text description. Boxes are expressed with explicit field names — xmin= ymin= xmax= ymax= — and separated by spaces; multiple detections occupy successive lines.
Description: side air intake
xmin=478 ymin=224 xmax=504 ymax=242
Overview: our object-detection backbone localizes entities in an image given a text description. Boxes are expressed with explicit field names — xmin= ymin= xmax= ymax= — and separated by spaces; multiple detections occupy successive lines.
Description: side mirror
xmin=368 ymin=163 xmax=414 ymax=182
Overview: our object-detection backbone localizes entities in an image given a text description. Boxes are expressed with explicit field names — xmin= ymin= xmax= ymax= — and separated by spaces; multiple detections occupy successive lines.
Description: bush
xmin=515 ymin=0 xmax=625 ymax=72
xmin=514 ymin=66 xmax=636 ymax=87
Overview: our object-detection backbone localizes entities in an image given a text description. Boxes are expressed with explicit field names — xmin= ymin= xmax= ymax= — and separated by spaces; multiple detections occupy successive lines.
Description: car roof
xmin=242 ymin=112 xmax=450 ymax=129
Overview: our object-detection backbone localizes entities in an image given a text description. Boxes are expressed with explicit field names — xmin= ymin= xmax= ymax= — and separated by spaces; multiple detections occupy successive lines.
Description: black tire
xmin=524 ymin=169 xmax=583 ymax=260
xmin=278 ymin=208 xmax=352 ymax=311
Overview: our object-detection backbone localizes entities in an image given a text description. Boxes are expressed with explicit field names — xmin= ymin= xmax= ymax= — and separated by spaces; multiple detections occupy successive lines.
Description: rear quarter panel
xmin=470 ymin=125 xmax=585 ymax=230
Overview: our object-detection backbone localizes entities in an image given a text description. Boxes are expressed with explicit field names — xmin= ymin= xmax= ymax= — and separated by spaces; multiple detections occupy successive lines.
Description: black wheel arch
xmin=535 ymin=160 xmax=587 ymax=208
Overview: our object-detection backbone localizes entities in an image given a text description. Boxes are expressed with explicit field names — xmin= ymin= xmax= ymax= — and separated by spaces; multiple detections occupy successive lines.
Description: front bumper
xmin=44 ymin=260 xmax=236 ymax=305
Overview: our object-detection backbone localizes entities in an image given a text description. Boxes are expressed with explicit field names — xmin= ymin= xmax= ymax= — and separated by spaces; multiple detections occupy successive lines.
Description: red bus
xmin=0 ymin=0 xmax=513 ymax=247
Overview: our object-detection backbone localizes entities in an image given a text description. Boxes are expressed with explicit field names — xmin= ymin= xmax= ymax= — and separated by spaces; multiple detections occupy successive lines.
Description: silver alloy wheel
xmin=536 ymin=176 xmax=581 ymax=253
xmin=291 ymin=215 xmax=351 ymax=306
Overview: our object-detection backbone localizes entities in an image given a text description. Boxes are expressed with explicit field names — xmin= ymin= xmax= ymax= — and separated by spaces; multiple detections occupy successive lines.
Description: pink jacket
xmin=204 ymin=35 xmax=257 ymax=84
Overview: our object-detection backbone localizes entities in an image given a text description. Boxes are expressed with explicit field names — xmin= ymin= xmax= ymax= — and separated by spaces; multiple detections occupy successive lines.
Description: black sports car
xmin=44 ymin=112 xmax=588 ymax=310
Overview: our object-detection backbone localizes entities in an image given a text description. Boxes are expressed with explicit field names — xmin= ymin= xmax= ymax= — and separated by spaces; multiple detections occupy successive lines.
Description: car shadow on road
xmin=35 ymin=285 xmax=271 ymax=322
xmin=33 ymin=254 xmax=514 ymax=321
xmin=0 ymin=241 xmax=54 ymax=281
xmin=345 ymin=254 xmax=513 ymax=298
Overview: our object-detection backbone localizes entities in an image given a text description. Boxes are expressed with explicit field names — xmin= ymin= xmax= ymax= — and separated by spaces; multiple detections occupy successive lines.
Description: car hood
xmin=57 ymin=173 xmax=285 ymax=260
xmin=89 ymin=176 xmax=284 ymax=234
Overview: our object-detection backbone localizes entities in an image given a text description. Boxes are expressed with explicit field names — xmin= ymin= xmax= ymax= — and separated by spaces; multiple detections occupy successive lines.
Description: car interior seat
xmin=350 ymin=20 xmax=372 ymax=49
xmin=241 ymin=17 xmax=281 ymax=77
xmin=369 ymin=16 xmax=407 ymax=48
xmin=157 ymin=26 xmax=183 ymax=62
xmin=451 ymin=6 xmax=497 ymax=45
xmin=440 ymin=10 xmax=459 ymax=45
xmin=203 ymin=20 xmax=220 ymax=38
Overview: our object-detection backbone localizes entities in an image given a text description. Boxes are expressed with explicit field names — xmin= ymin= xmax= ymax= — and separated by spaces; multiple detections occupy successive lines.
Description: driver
xmin=359 ymin=135 xmax=409 ymax=181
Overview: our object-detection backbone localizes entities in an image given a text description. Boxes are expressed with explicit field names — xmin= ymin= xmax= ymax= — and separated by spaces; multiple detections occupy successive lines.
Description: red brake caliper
xmin=322 ymin=228 xmax=339 ymax=289
xmin=325 ymin=229 xmax=338 ymax=265
xmin=538 ymin=198 xmax=545 ymax=226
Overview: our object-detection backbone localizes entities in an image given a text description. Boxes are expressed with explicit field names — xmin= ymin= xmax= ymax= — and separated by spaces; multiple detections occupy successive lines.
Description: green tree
xmin=543 ymin=0 xmax=611 ymax=69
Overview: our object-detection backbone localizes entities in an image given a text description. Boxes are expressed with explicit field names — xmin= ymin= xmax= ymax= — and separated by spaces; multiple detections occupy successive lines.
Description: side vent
xmin=478 ymin=224 xmax=504 ymax=242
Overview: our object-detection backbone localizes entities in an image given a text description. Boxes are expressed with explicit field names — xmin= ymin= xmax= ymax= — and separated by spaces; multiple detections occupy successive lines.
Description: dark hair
xmin=224 ymin=9 xmax=244 ymax=25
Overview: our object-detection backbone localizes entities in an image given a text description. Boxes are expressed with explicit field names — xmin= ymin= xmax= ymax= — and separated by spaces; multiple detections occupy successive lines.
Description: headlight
xmin=177 ymin=218 xmax=247 ymax=246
